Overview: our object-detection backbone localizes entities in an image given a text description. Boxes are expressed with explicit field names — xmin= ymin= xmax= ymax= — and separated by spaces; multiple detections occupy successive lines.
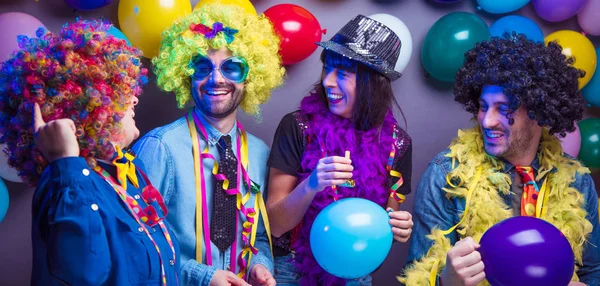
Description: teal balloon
xmin=489 ymin=15 xmax=544 ymax=42
xmin=578 ymin=118 xmax=600 ymax=168
xmin=477 ymin=0 xmax=530 ymax=14
xmin=422 ymin=12 xmax=490 ymax=82
xmin=582 ymin=47 xmax=600 ymax=107
xmin=107 ymin=26 xmax=131 ymax=46
xmin=0 ymin=178 xmax=8 ymax=223
xmin=310 ymin=198 xmax=393 ymax=279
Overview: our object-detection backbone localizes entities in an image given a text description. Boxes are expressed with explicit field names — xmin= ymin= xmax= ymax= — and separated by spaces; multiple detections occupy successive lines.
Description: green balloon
xmin=578 ymin=118 xmax=600 ymax=168
xmin=422 ymin=12 xmax=490 ymax=82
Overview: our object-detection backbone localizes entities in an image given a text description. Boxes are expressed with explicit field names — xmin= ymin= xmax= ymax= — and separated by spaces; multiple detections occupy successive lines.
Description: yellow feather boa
xmin=400 ymin=127 xmax=593 ymax=286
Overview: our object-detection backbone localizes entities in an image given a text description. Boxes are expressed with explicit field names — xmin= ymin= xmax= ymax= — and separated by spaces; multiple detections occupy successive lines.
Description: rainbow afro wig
xmin=152 ymin=4 xmax=285 ymax=116
xmin=0 ymin=19 xmax=148 ymax=186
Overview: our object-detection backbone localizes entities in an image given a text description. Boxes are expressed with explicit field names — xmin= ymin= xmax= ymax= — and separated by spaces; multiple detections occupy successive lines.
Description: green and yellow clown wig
xmin=152 ymin=4 xmax=285 ymax=116
xmin=0 ymin=19 xmax=148 ymax=186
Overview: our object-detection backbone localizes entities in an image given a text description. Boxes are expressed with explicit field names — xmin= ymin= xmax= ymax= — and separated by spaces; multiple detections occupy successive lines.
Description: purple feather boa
xmin=292 ymin=93 xmax=397 ymax=285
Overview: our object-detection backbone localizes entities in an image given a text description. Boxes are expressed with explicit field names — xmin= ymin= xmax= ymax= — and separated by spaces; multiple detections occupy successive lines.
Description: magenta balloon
xmin=0 ymin=12 xmax=46 ymax=61
xmin=479 ymin=217 xmax=574 ymax=286
xmin=578 ymin=0 xmax=600 ymax=36
xmin=532 ymin=0 xmax=587 ymax=22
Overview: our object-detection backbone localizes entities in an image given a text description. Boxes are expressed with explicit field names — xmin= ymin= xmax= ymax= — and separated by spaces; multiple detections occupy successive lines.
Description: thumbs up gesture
xmin=32 ymin=103 xmax=79 ymax=162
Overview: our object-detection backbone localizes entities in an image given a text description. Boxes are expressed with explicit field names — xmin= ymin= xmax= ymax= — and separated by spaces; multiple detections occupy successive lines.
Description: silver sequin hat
xmin=316 ymin=14 xmax=402 ymax=81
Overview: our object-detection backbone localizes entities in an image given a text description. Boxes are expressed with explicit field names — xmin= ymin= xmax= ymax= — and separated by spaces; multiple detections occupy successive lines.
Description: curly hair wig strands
xmin=0 ymin=20 xmax=148 ymax=186
xmin=152 ymin=4 xmax=285 ymax=116
xmin=454 ymin=33 xmax=585 ymax=136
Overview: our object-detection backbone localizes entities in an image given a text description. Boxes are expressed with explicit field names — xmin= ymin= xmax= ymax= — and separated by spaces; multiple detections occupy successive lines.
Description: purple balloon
xmin=532 ymin=0 xmax=587 ymax=22
xmin=431 ymin=0 xmax=462 ymax=2
xmin=64 ymin=0 xmax=113 ymax=10
xmin=479 ymin=217 xmax=574 ymax=286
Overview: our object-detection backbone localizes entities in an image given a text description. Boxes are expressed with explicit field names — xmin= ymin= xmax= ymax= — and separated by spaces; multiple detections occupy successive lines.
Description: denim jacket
xmin=406 ymin=150 xmax=600 ymax=285
xmin=32 ymin=157 xmax=180 ymax=285
xmin=132 ymin=108 xmax=273 ymax=286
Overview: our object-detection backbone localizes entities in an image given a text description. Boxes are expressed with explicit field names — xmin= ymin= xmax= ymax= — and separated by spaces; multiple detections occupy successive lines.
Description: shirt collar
xmin=500 ymin=155 xmax=542 ymax=174
xmin=194 ymin=107 xmax=237 ymax=146
xmin=97 ymin=160 xmax=118 ymax=179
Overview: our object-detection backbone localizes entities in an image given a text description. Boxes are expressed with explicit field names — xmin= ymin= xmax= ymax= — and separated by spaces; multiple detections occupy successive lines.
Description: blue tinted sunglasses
xmin=191 ymin=56 xmax=249 ymax=83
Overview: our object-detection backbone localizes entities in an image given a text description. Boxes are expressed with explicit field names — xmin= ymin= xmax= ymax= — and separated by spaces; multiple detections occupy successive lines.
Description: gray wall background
xmin=0 ymin=0 xmax=598 ymax=285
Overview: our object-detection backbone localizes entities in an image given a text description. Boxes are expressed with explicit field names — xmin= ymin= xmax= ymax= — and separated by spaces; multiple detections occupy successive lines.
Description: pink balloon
xmin=578 ymin=0 xmax=600 ymax=36
xmin=558 ymin=123 xmax=581 ymax=158
xmin=0 ymin=12 xmax=46 ymax=62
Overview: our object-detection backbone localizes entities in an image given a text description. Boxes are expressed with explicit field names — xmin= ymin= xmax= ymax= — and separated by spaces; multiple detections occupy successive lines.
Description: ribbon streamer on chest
xmin=186 ymin=110 xmax=273 ymax=278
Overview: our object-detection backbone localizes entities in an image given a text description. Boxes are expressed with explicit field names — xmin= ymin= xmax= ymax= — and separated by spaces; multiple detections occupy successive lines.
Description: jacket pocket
xmin=115 ymin=214 xmax=161 ymax=285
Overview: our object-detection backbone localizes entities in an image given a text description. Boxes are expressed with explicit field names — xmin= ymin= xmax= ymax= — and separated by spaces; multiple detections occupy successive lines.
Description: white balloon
xmin=0 ymin=144 xmax=21 ymax=183
xmin=368 ymin=13 xmax=413 ymax=74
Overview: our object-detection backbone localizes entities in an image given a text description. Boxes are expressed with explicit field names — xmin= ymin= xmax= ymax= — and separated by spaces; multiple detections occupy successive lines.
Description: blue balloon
xmin=107 ymin=26 xmax=132 ymax=46
xmin=477 ymin=0 xmax=530 ymax=14
xmin=310 ymin=198 xmax=393 ymax=279
xmin=489 ymin=15 xmax=544 ymax=42
xmin=0 ymin=178 xmax=8 ymax=223
xmin=582 ymin=47 xmax=600 ymax=107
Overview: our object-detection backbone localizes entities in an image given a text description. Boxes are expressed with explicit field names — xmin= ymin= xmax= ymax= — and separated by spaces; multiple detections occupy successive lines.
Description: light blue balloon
xmin=310 ymin=198 xmax=393 ymax=279
xmin=489 ymin=15 xmax=544 ymax=42
xmin=0 ymin=178 xmax=8 ymax=223
xmin=477 ymin=0 xmax=530 ymax=14
xmin=107 ymin=26 xmax=131 ymax=46
xmin=582 ymin=47 xmax=600 ymax=107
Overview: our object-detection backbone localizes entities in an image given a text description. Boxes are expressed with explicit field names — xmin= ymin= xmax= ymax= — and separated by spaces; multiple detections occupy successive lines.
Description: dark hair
xmin=454 ymin=33 xmax=585 ymax=136
xmin=314 ymin=50 xmax=404 ymax=131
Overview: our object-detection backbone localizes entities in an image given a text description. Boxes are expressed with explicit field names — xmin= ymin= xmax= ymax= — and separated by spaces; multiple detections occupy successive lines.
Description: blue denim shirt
xmin=407 ymin=150 xmax=600 ymax=285
xmin=32 ymin=157 xmax=180 ymax=285
xmin=132 ymin=108 xmax=273 ymax=286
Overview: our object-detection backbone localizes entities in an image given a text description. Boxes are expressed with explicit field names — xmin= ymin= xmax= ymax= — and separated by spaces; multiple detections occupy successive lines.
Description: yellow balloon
xmin=194 ymin=0 xmax=256 ymax=15
xmin=118 ymin=0 xmax=192 ymax=58
xmin=545 ymin=30 xmax=597 ymax=89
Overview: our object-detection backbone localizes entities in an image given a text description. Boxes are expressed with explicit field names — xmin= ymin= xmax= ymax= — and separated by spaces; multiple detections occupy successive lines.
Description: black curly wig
xmin=454 ymin=33 xmax=585 ymax=136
